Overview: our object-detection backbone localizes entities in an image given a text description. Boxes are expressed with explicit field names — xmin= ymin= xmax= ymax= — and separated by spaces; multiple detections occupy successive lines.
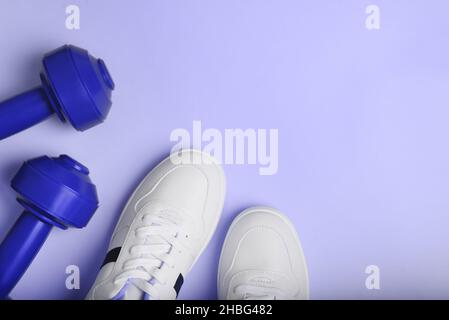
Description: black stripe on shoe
xmin=174 ymin=274 xmax=184 ymax=297
xmin=101 ymin=247 xmax=122 ymax=267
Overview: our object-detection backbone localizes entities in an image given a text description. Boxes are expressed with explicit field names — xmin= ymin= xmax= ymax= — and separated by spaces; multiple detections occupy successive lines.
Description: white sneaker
xmin=218 ymin=207 xmax=309 ymax=300
xmin=87 ymin=149 xmax=226 ymax=300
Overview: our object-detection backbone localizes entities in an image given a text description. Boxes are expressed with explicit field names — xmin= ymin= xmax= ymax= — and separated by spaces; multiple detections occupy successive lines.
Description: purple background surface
xmin=1 ymin=0 xmax=449 ymax=299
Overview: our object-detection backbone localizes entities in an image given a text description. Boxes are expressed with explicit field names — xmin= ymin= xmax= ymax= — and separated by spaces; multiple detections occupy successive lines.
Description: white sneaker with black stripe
xmin=87 ymin=149 xmax=226 ymax=300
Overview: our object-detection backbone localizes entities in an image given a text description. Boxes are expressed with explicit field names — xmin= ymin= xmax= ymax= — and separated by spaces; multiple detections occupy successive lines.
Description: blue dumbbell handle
xmin=0 ymin=211 xmax=52 ymax=299
xmin=0 ymin=87 xmax=54 ymax=141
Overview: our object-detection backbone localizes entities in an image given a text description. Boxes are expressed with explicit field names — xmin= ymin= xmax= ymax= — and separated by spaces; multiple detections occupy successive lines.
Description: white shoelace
xmin=235 ymin=284 xmax=290 ymax=300
xmin=113 ymin=209 xmax=191 ymax=299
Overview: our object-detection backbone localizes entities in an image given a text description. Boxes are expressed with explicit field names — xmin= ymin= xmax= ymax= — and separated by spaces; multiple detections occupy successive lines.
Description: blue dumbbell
xmin=0 ymin=45 xmax=115 ymax=140
xmin=0 ymin=155 xmax=99 ymax=299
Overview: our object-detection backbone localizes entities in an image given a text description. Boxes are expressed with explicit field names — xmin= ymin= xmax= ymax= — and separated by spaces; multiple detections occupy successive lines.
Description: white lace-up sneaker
xmin=218 ymin=207 xmax=309 ymax=300
xmin=87 ymin=149 xmax=226 ymax=300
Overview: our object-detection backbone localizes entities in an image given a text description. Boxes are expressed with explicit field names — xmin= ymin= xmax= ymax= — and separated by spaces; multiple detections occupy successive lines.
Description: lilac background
xmin=0 ymin=0 xmax=449 ymax=299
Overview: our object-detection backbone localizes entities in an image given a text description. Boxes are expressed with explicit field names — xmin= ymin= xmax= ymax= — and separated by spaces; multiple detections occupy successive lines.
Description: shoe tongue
xmin=139 ymin=201 xmax=183 ymax=246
